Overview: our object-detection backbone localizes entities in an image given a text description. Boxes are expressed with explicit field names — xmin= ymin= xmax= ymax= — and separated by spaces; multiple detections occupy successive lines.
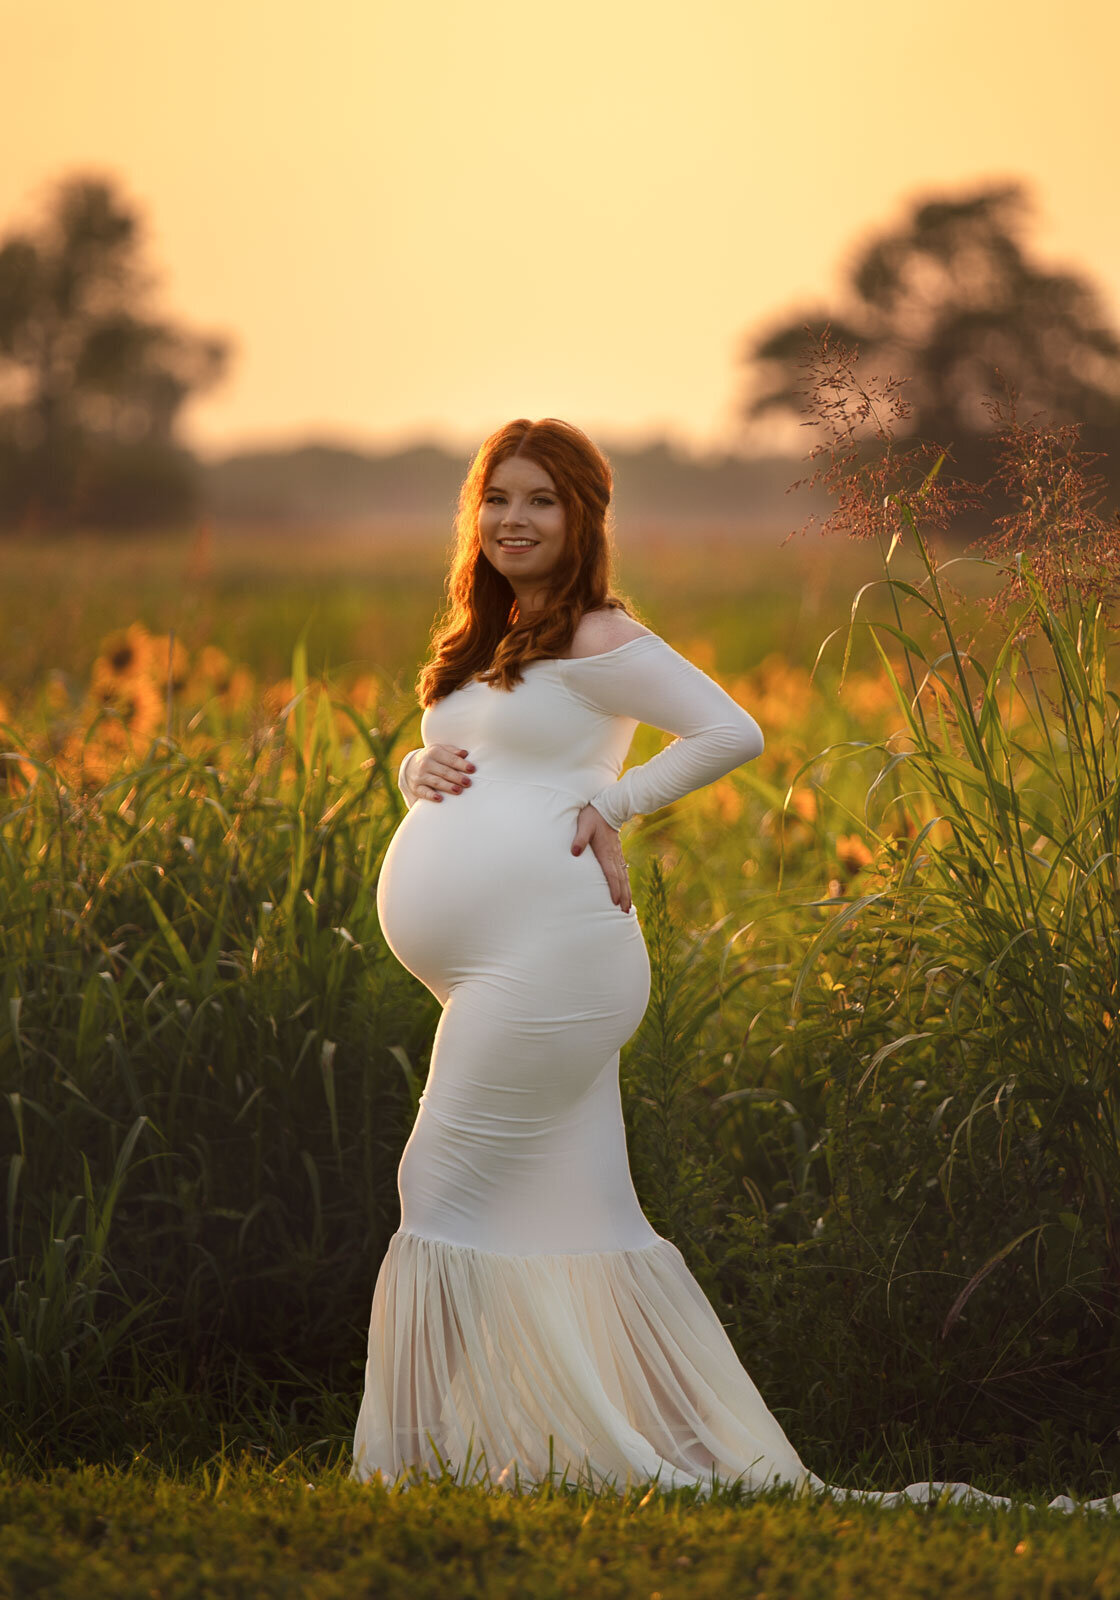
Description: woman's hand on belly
xmin=571 ymin=803 xmax=632 ymax=914
xmin=411 ymin=743 xmax=476 ymax=801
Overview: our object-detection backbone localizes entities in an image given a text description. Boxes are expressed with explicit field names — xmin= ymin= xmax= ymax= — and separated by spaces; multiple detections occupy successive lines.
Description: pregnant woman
xmin=350 ymin=417 xmax=1118 ymax=1512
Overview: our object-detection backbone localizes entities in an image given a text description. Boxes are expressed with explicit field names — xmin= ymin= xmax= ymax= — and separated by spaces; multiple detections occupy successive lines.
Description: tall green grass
xmin=1 ymin=640 xmax=437 ymax=1464
xmin=635 ymin=517 xmax=1120 ymax=1492
xmin=1 ymin=378 xmax=1118 ymax=1497
xmin=629 ymin=371 xmax=1120 ymax=1493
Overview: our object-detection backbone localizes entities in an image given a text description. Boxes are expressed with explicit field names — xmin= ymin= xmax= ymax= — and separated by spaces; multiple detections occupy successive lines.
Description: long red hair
xmin=417 ymin=418 xmax=641 ymax=706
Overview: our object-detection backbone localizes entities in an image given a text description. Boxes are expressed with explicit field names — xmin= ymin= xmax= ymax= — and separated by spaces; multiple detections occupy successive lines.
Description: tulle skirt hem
xmin=348 ymin=1227 xmax=1120 ymax=1514
xmin=349 ymin=1226 xmax=809 ymax=1497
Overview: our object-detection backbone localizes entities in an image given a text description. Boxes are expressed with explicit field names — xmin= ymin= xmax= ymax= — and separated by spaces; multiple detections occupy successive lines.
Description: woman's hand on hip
xmin=410 ymin=744 xmax=475 ymax=801
xmin=571 ymin=804 xmax=631 ymax=914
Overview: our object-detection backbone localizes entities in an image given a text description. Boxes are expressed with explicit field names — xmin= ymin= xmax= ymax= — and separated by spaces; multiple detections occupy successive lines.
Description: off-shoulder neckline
xmin=541 ymin=634 xmax=661 ymax=664
xmin=454 ymin=634 xmax=662 ymax=690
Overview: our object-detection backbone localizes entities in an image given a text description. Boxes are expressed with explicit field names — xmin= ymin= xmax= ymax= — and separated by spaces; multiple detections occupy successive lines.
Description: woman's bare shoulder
xmin=564 ymin=607 xmax=654 ymax=659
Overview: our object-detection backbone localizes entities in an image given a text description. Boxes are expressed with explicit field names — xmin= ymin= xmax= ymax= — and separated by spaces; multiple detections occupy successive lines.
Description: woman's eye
xmin=485 ymin=495 xmax=552 ymax=505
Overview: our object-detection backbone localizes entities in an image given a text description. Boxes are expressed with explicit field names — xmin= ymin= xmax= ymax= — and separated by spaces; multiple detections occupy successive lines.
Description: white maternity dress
xmin=350 ymin=633 xmax=1120 ymax=1513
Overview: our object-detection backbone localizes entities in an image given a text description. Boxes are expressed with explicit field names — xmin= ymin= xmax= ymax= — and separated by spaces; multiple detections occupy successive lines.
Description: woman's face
xmin=478 ymin=455 xmax=567 ymax=611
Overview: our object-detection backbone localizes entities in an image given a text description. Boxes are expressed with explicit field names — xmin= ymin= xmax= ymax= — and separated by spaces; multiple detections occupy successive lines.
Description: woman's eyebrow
xmin=486 ymin=485 xmax=555 ymax=495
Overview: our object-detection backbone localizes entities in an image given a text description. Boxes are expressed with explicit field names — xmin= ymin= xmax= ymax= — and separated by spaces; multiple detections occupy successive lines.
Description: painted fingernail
xmin=461 ymin=777 xmax=471 ymax=786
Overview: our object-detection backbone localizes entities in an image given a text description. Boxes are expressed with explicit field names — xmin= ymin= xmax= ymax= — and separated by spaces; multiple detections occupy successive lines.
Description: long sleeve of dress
xmin=396 ymin=747 xmax=424 ymax=807
xmin=557 ymin=634 xmax=764 ymax=830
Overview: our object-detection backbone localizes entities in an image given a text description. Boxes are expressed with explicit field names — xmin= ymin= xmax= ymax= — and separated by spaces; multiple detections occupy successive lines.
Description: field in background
xmin=2 ymin=514 xmax=1118 ymax=1536
xmin=0 ymin=519 xmax=984 ymax=701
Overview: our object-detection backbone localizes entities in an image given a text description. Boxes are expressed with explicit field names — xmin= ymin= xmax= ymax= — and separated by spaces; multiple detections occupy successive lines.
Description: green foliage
xmin=622 ymin=858 xmax=742 ymax=1272
xmin=0 ymin=642 xmax=440 ymax=1463
xmin=689 ymin=482 xmax=1120 ymax=1490
xmin=0 ymin=508 xmax=1118 ymax=1500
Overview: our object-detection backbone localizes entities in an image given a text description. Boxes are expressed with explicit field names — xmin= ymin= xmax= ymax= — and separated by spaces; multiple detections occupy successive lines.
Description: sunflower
xmin=262 ymin=677 xmax=296 ymax=719
xmin=89 ymin=674 xmax=164 ymax=743
xmin=194 ymin=645 xmax=233 ymax=692
xmin=789 ymin=788 xmax=818 ymax=823
xmin=709 ymin=778 xmax=742 ymax=824
xmin=147 ymin=633 xmax=191 ymax=694
xmin=733 ymin=654 xmax=816 ymax=727
xmin=683 ymin=636 xmax=718 ymax=672
xmin=91 ymin=623 xmax=153 ymax=694
xmin=65 ymin=678 xmax=163 ymax=788
xmin=0 ymin=750 xmax=35 ymax=796
xmin=43 ymin=672 xmax=71 ymax=714
xmin=54 ymin=727 xmax=108 ymax=789
xmin=346 ymin=673 xmax=380 ymax=713
xmin=835 ymin=833 xmax=874 ymax=878
xmin=842 ymin=674 xmax=897 ymax=719
xmin=222 ymin=666 xmax=256 ymax=711
xmin=763 ymin=787 xmax=817 ymax=842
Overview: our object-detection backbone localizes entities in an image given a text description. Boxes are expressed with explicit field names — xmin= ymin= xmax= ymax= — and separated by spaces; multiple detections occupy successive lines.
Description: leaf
xmin=320 ymin=1038 xmax=341 ymax=1162
xmin=6 ymin=1151 xmax=23 ymax=1258
xmin=712 ymin=1087 xmax=799 ymax=1116
xmin=939 ymin=1226 xmax=1043 ymax=1339
xmin=387 ymin=1044 xmax=422 ymax=1119
xmin=8 ymin=995 xmax=24 ymax=1070
xmin=137 ymin=883 xmax=197 ymax=990
xmin=856 ymin=1033 xmax=934 ymax=1095
xmin=789 ymin=890 xmax=889 ymax=1014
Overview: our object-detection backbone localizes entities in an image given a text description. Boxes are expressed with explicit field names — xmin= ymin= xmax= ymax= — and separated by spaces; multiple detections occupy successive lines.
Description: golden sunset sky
xmin=3 ymin=0 xmax=1117 ymax=461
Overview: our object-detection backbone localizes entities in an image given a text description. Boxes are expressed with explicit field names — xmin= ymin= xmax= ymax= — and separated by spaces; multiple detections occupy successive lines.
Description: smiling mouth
xmin=497 ymin=539 xmax=539 ymax=548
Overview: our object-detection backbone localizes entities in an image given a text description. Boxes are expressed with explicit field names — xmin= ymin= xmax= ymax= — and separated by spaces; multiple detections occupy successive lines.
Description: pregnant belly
xmin=376 ymin=775 xmax=649 ymax=1017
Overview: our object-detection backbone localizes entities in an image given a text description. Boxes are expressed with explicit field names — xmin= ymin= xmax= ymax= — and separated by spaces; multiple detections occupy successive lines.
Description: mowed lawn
xmin=4 ymin=1456 xmax=1120 ymax=1599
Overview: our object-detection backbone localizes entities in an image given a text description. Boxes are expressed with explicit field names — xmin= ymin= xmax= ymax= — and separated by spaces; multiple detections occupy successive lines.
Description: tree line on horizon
xmin=1 ymin=172 xmax=1118 ymax=536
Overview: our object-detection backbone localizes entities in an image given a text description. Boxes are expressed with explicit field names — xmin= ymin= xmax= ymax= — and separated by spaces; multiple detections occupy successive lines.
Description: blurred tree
xmin=738 ymin=181 xmax=1120 ymax=525
xmin=0 ymin=172 xmax=234 ymax=533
